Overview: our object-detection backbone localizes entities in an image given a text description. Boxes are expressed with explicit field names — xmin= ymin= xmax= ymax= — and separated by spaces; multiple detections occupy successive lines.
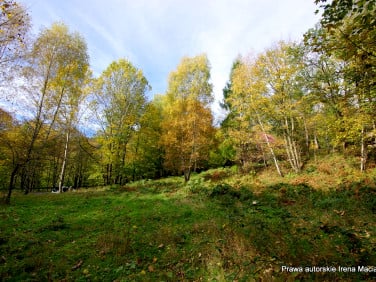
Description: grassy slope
xmin=1 ymin=159 xmax=376 ymax=281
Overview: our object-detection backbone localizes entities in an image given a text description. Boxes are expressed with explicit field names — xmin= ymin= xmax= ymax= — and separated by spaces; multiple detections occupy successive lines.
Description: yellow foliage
xmin=160 ymin=55 xmax=215 ymax=178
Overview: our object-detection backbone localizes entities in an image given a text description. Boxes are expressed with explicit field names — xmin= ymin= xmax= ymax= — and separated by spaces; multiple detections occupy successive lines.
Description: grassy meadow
xmin=1 ymin=157 xmax=376 ymax=281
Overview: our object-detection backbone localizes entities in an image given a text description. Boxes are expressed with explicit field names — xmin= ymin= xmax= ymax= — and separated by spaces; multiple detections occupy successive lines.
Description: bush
xmin=210 ymin=183 xmax=239 ymax=198
xmin=186 ymin=178 xmax=204 ymax=194
xmin=359 ymin=186 xmax=376 ymax=212
xmin=203 ymin=168 xmax=231 ymax=182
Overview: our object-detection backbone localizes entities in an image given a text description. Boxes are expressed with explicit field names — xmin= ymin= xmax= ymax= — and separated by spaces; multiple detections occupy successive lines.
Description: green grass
xmin=1 ymin=173 xmax=376 ymax=281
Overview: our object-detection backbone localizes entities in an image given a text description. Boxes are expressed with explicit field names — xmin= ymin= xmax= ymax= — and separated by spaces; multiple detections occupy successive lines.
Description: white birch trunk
xmin=58 ymin=130 xmax=70 ymax=193
xmin=360 ymin=126 xmax=366 ymax=172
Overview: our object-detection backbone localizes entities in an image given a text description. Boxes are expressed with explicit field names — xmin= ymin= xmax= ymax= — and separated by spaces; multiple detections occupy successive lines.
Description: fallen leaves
xmin=71 ymin=259 xmax=83 ymax=271
xmin=334 ymin=209 xmax=345 ymax=216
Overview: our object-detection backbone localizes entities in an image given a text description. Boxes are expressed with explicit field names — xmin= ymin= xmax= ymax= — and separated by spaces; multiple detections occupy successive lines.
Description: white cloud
xmin=24 ymin=0 xmax=320 ymax=119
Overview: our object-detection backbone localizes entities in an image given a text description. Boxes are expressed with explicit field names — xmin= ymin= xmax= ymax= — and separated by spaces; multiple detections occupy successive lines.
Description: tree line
xmin=1 ymin=0 xmax=375 ymax=203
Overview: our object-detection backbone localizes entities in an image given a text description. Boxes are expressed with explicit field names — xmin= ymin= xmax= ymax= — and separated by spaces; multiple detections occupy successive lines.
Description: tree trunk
xmin=303 ymin=118 xmax=310 ymax=157
xmin=184 ymin=168 xmax=191 ymax=182
xmin=22 ymin=64 xmax=52 ymax=194
xmin=313 ymin=133 xmax=319 ymax=161
xmin=360 ymin=126 xmax=367 ymax=172
xmin=284 ymin=134 xmax=293 ymax=169
xmin=292 ymin=140 xmax=302 ymax=171
xmin=284 ymin=117 xmax=301 ymax=173
xmin=256 ymin=114 xmax=283 ymax=177
xmin=45 ymin=84 xmax=66 ymax=140
xmin=58 ymin=131 xmax=70 ymax=193
xmin=52 ymin=158 xmax=59 ymax=190
xmin=284 ymin=135 xmax=302 ymax=173
xmin=6 ymin=164 xmax=20 ymax=204
xmin=259 ymin=143 xmax=268 ymax=168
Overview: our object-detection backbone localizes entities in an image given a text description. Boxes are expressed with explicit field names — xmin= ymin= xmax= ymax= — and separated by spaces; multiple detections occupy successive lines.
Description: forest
xmin=0 ymin=0 xmax=376 ymax=280
xmin=1 ymin=0 xmax=375 ymax=202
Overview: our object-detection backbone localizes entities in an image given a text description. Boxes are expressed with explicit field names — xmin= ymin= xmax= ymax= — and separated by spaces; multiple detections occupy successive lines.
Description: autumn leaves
xmin=93 ymin=55 xmax=216 ymax=184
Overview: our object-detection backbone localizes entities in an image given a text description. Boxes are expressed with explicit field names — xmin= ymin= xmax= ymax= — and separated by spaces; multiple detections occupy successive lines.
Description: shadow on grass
xmin=205 ymin=182 xmax=376 ymax=281
xmin=0 ymin=182 xmax=375 ymax=281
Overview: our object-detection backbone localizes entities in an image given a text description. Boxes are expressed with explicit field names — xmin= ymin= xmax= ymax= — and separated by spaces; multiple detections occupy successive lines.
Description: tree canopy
xmin=1 ymin=0 xmax=375 ymax=203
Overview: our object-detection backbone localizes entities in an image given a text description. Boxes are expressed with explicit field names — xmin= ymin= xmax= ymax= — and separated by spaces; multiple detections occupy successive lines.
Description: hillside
xmin=1 ymin=159 xmax=376 ymax=281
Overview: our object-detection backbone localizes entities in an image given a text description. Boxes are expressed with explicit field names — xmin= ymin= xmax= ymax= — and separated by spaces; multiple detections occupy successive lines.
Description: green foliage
xmin=2 ymin=0 xmax=376 ymax=197
xmin=305 ymin=0 xmax=376 ymax=171
xmin=93 ymin=58 xmax=150 ymax=185
xmin=210 ymin=183 xmax=239 ymax=198
xmin=125 ymin=102 xmax=164 ymax=180
xmin=1 ymin=22 xmax=92 ymax=200
xmin=359 ymin=186 xmax=376 ymax=212
xmin=207 ymin=130 xmax=236 ymax=168
xmin=185 ymin=177 xmax=205 ymax=194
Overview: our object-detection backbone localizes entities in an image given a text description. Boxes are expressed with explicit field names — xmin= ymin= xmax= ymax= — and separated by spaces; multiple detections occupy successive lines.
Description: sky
xmin=25 ymin=0 xmax=321 ymax=122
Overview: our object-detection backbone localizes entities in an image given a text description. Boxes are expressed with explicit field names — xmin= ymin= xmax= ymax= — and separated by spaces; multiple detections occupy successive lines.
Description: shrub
xmin=186 ymin=178 xmax=204 ymax=194
xmin=203 ymin=168 xmax=230 ymax=182
xmin=210 ymin=183 xmax=238 ymax=198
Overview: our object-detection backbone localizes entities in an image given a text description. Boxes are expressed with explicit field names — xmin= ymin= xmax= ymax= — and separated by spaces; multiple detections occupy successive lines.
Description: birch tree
xmin=257 ymin=41 xmax=307 ymax=173
xmin=160 ymin=54 xmax=215 ymax=181
xmin=15 ymin=22 xmax=89 ymax=194
xmin=93 ymin=59 xmax=150 ymax=185
xmin=54 ymin=35 xmax=90 ymax=193
xmin=230 ymin=55 xmax=284 ymax=176
xmin=307 ymin=0 xmax=376 ymax=170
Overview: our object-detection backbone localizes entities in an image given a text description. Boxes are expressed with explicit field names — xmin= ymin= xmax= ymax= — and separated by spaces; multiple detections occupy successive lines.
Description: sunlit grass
xmin=1 ymin=162 xmax=376 ymax=281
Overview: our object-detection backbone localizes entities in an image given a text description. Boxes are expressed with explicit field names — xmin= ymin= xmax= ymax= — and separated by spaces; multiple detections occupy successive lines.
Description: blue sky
xmin=25 ymin=0 xmax=320 ymax=120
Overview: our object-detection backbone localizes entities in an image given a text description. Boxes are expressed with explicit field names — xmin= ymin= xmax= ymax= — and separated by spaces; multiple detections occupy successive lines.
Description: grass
xmin=1 ymin=163 xmax=376 ymax=281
